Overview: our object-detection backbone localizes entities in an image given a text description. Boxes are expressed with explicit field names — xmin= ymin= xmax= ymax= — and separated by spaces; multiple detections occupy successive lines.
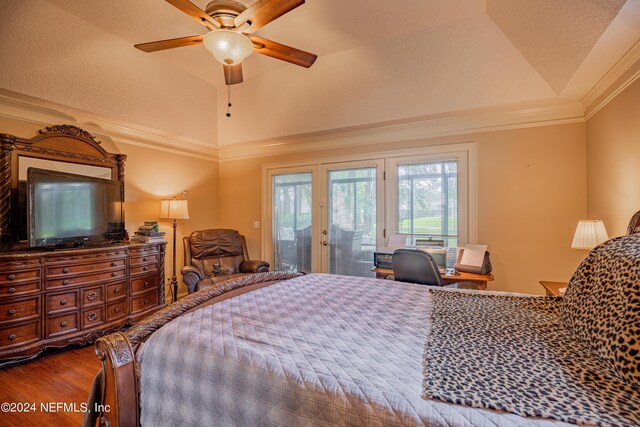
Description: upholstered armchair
xmin=181 ymin=229 xmax=269 ymax=294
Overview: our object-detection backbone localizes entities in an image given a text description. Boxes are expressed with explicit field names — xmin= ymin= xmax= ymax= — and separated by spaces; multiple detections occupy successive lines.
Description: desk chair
xmin=392 ymin=249 xmax=444 ymax=286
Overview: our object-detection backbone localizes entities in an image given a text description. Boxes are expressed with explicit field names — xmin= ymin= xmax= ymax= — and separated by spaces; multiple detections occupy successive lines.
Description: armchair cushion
xmin=240 ymin=260 xmax=270 ymax=274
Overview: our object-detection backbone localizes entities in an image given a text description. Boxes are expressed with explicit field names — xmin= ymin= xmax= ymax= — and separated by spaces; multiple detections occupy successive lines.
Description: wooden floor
xmin=0 ymin=345 xmax=100 ymax=427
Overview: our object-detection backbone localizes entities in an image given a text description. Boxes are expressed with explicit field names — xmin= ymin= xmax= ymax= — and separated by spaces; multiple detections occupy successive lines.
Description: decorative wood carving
xmin=0 ymin=125 xmax=126 ymax=252
xmin=95 ymin=332 xmax=134 ymax=368
xmin=37 ymin=124 xmax=100 ymax=143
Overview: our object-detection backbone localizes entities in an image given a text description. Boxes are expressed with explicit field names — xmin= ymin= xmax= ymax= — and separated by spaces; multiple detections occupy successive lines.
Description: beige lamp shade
xmin=571 ymin=220 xmax=608 ymax=249
xmin=160 ymin=199 xmax=189 ymax=220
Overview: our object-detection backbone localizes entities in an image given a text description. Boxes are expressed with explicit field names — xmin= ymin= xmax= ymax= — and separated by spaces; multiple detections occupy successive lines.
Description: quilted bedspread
xmin=138 ymin=274 xmax=570 ymax=426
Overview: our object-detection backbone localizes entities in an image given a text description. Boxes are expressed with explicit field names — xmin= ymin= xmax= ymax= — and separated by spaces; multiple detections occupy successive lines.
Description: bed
xmin=84 ymin=220 xmax=640 ymax=427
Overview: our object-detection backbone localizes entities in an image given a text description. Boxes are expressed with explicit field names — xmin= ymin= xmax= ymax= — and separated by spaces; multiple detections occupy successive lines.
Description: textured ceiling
xmin=3 ymin=0 xmax=640 ymax=145
xmin=487 ymin=0 xmax=626 ymax=94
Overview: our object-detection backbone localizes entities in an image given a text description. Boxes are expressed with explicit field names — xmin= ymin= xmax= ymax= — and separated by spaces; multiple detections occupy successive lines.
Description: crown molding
xmin=582 ymin=39 xmax=640 ymax=120
xmin=0 ymin=91 xmax=219 ymax=161
xmin=218 ymin=102 xmax=585 ymax=161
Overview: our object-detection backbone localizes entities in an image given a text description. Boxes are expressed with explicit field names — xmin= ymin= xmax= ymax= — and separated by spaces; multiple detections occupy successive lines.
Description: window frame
xmin=386 ymin=145 xmax=475 ymax=247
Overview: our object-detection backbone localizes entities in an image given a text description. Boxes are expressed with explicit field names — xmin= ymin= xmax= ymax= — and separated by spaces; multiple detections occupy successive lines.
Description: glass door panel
xmin=272 ymin=173 xmax=313 ymax=273
xmin=321 ymin=161 xmax=384 ymax=277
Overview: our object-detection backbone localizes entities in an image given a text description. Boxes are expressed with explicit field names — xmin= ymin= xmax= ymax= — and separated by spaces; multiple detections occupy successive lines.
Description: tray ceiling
xmin=5 ymin=0 xmax=640 ymax=145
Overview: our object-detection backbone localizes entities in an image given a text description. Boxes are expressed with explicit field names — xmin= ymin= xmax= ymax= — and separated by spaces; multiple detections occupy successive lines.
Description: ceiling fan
xmin=135 ymin=0 xmax=318 ymax=86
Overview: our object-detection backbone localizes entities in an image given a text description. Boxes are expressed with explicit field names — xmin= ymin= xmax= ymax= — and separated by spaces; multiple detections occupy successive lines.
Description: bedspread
xmin=138 ymin=273 xmax=570 ymax=426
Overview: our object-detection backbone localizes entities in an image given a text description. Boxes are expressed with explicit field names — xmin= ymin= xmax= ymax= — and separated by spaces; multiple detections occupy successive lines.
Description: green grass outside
xmin=399 ymin=216 xmax=457 ymax=233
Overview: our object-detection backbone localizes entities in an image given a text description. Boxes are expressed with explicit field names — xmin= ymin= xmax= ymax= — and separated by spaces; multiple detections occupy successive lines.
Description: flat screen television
xmin=27 ymin=168 xmax=125 ymax=248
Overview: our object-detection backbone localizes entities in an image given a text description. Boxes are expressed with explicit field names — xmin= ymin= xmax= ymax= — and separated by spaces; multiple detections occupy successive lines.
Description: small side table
xmin=539 ymin=281 xmax=568 ymax=297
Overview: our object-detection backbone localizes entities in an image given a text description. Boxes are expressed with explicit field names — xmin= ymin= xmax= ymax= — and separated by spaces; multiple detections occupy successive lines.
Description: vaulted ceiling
xmin=1 ymin=0 xmax=639 ymax=147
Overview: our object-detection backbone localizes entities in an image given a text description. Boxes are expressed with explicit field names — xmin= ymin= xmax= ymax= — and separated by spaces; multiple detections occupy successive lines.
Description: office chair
xmin=392 ymin=248 xmax=445 ymax=286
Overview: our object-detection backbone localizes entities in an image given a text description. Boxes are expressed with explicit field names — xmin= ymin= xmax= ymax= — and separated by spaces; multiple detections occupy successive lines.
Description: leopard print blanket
xmin=422 ymin=291 xmax=640 ymax=426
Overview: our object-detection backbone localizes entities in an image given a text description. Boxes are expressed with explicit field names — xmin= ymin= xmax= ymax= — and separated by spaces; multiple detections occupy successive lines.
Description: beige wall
xmin=586 ymin=77 xmax=640 ymax=237
xmin=0 ymin=117 xmax=219 ymax=299
xmin=218 ymin=122 xmax=588 ymax=295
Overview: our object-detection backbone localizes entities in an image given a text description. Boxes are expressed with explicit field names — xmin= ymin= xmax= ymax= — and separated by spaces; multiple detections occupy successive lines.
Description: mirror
xmin=18 ymin=157 xmax=113 ymax=180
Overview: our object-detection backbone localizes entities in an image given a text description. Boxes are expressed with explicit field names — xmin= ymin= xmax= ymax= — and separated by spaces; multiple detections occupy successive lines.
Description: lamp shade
xmin=202 ymin=29 xmax=253 ymax=65
xmin=571 ymin=220 xmax=608 ymax=249
xmin=160 ymin=199 xmax=189 ymax=220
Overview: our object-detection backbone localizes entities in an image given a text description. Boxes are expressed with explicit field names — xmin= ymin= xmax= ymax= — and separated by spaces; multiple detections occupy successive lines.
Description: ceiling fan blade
xmin=135 ymin=35 xmax=204 ymax=52
xmin=235 ymin=0 xmax=304 ymax=34
xmin=165 ymin=0 xmax=220 ymax=29
xmin=224 ymin=64 xmax=243 ymax=85
xmin=250 ymin=36 xmax=317 ymax=68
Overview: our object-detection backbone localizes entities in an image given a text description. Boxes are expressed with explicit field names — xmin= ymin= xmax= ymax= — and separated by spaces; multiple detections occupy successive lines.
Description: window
xmin=386 ymin=147 xmax=473 ymax=254
xmin=397 ymin=160 xmax=458 ymax=247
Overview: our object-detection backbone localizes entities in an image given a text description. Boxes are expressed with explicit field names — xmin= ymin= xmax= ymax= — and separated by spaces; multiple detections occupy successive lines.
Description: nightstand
xmin=539 ymin=281 xmax=568 ymax=297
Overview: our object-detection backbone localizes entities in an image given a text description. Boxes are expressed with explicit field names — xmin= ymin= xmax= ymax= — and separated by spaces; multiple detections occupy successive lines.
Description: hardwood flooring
xmin=0 ymin=345 xmax=100 ymax=427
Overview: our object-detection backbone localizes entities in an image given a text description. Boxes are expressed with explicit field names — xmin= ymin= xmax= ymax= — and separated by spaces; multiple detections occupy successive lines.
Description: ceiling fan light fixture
xmin=203 ymin=29 xmax=253 ymax=65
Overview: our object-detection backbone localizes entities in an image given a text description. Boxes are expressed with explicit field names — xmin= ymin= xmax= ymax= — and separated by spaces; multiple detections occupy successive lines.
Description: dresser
xmin=0 ymin=242 xmax=165 ymax=363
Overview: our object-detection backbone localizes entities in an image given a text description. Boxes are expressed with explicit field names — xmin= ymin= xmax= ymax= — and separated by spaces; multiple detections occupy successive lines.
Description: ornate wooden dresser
xmin=0 ymin=242 xmax=165 ymax=362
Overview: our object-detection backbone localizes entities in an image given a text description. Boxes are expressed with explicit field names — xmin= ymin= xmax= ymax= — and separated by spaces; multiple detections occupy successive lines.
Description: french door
xmin=319 ymin=160 xmax=385 ymax=276
xmin=266 ymin=160 xmax=384 ymax=276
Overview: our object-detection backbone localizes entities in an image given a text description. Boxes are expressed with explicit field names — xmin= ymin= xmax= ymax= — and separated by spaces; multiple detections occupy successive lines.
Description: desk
xmin=539 ymin=281 xmax=567 ymax=297
xmin=371 ymin=267 xmax=494 ymax=290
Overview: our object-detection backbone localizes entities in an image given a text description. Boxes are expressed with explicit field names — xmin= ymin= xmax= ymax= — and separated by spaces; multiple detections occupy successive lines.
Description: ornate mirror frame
xmin=0 ymin=125 xmax=127 ymax=252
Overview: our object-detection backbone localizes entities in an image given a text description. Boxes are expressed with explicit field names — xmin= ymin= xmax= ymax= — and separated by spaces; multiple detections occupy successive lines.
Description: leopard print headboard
xmin=561 ymin=232 xmax=640 ymax=388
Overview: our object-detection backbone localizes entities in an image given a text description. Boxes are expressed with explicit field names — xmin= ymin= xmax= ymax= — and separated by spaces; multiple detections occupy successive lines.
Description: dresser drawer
xmin=0 ymin=269 xmax=40 ymax=284
xmin=130 ymin=291 xmax=158 ymax=315
xmin=47 ymin=291 xmax=79 ymax=315
xmin=46 ymin=269 xmax=126 ymax=290
xmin=0 ymin=321 xmax=40 ymax=349
xmin=46 ymin=259 xmax=126 ymax=278
xmin=81 ymin=307 xmax=104 ymax=329
xmin=130 ymin=275 xmax=157 ymax=295
xmin=0 ymin=297 xmax=40 ymax=324
xmin=129 ymin=246 xmax=159 ymax=257
xmin=0 ymin=259 xmax=41 ymax=271
xmin=47 ymin=312 xmax=79 ymax=338
xmin=106 ymin=301 xmax=128 ymax=322
xmin=106 ymin=282 xmax=126 ymax=301
xmin=130 ymin=254 xmax=158 ymax=266
xmin=44 ymin=250 xmax=127 ymax=265
xmin=0 ymin=281 xmax=41 ymax=298
xmin=130 ymin=264 xmax=157 ymax=276
xmin=81 ymin=286 xmax=104 ymax=308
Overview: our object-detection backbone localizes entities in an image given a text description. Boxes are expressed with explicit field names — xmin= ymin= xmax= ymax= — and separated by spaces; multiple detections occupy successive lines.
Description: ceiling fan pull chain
xmin=226 ymin=83 xmax=232 ymax=118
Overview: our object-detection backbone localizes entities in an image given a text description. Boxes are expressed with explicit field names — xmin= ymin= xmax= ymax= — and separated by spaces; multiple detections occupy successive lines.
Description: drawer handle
xmin=87 ymin=312 xmax=98 ymax=322
xmin=7 ymin=309 xmax=16 ymax=316
xmin=114 ymin=288 xmax=120 ymax=294
xmin=90 ymin=265 xmax=96 ymax=270
xmin=62 ymin=280 xmax=70 ymax=286
xmin=60 ymin=321 xmax=68 ymax=328
xmin=60 ymin=299 xmax=68 ymax=306
xmin=7 ymin=288 xmax=16 ymax=294
xmin=114 ymin=307 xmax=121 ymax=313
xmin=62 ymin=268 xmax=70 ymax=274
xmin=111 ymin=272 xmax=118 ymax=277
xmin=144 ymin=299 xmax=149 ymax=305
xmin=143 ymin=281 xmax=150 ymax=288
xmin=87 ymin=291 xmax=98 ymax=302
xmin=142 ymin=266 xmax=148 ymax=271
xmin=111 ymin=262 xmax=117 ymax=267
xmin=7 ymin=274 xmax=16 ymax=280
xmin=143 ymin=257 xmax=148 ymax=262
xmin=8 ymin=334 xmax=16 ymax=341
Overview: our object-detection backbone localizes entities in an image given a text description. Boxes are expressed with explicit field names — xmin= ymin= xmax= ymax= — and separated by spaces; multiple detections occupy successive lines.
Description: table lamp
xmin=160 ymin=196 xmax=189 ymax=303
xmin=571 ymin=220 xmax=608 ymax=249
